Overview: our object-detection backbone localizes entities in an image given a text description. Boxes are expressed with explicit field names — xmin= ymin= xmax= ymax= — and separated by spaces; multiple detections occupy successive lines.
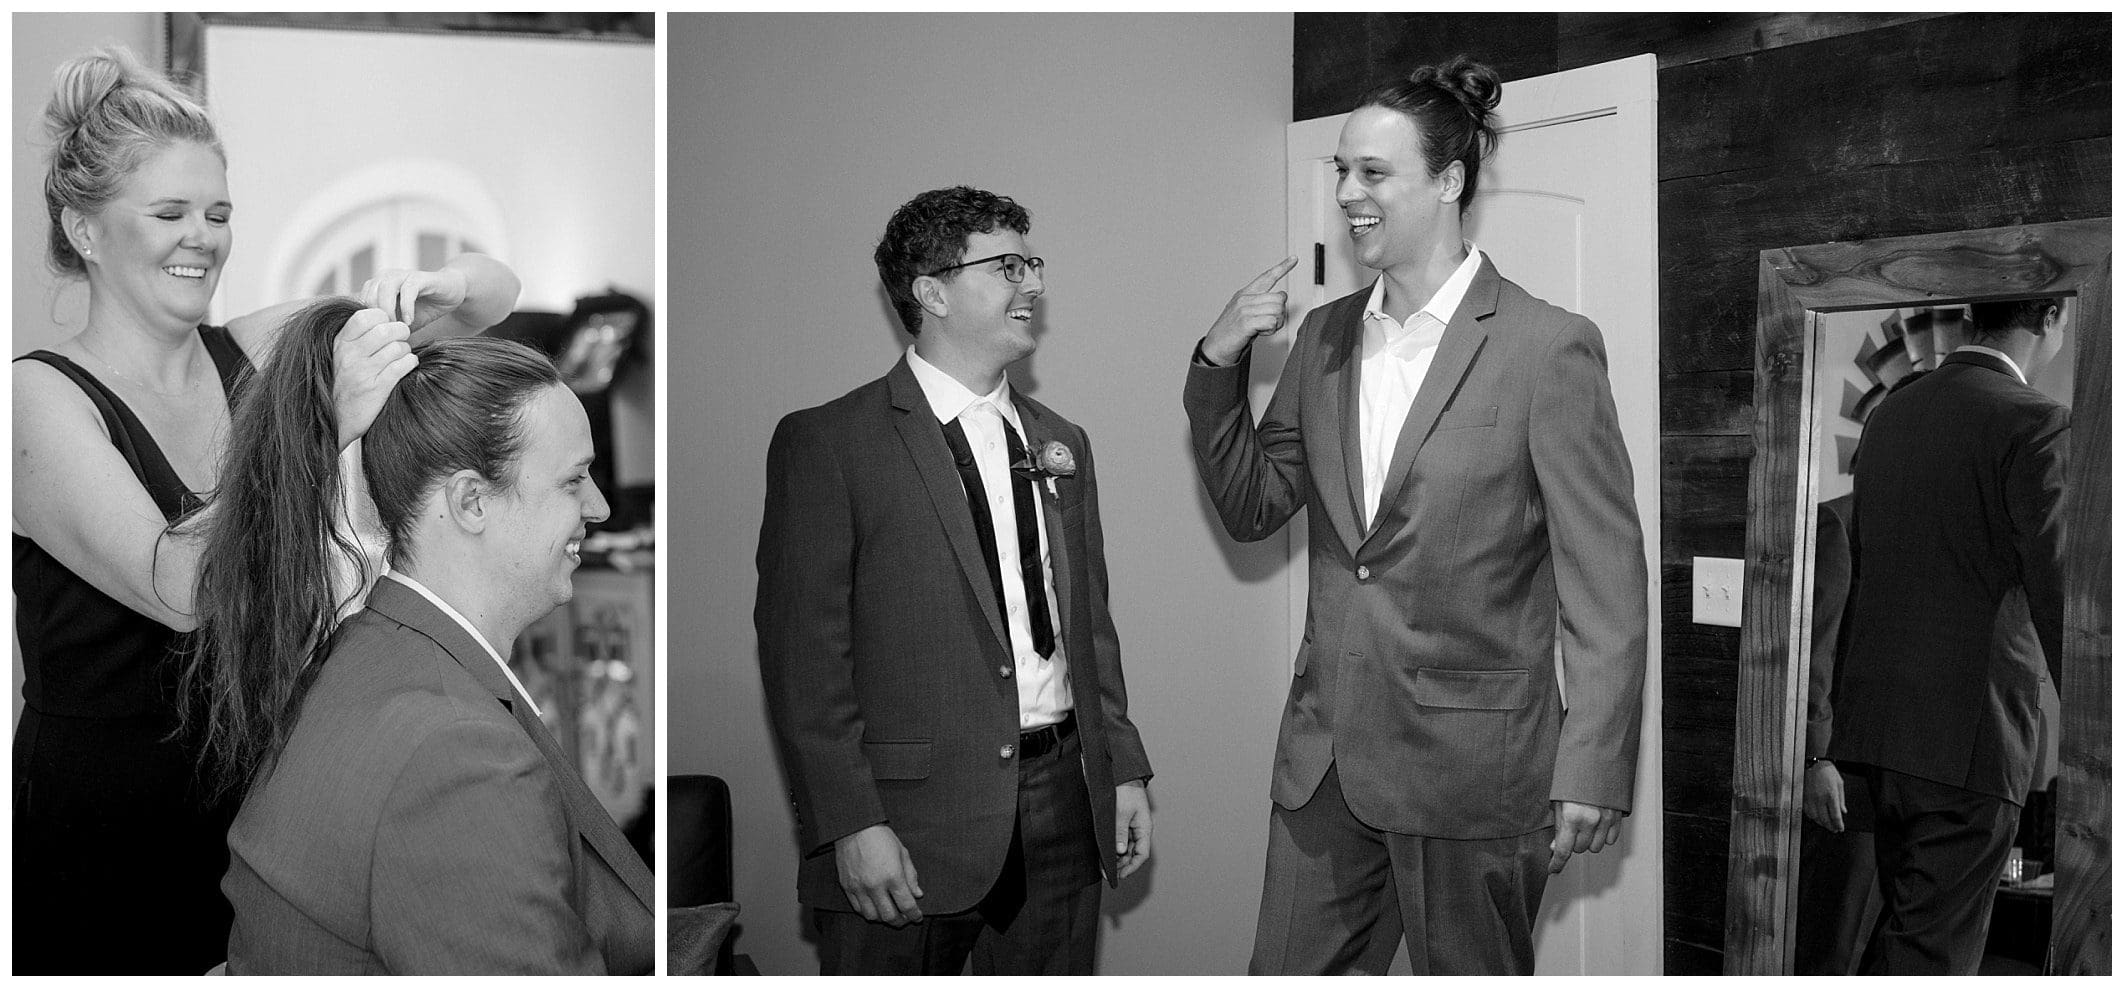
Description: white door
xmin=1279 ymin=54 xmax=1662 ymax=974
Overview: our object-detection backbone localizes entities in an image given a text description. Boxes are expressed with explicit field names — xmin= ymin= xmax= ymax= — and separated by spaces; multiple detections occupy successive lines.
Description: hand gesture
xmin=361 ymin=268 xmax=472 ymax=333
xmin=834 ymin=823 xmax=924 ymax=926
xmin=1802 ymin=759 xmax=1846 ymax=832
xmin=1201 ymin=256 xmax=1298 ymax=366
xmin=332 ymin=308 xmax=417 ymax=451
xmin=1549 ymin=800 xmax=1623 ymax=874
xmin=1115 ymin=782 xmax=1153 ymax=879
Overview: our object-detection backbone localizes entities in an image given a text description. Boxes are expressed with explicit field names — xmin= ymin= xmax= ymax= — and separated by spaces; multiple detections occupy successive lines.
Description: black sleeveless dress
xmin=12 ymin=326 xmax=252 ymax=974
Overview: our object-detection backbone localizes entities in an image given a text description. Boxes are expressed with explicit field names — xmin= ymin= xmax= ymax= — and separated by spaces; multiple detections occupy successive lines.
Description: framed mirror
xmin=1724 ymin=219 xmax=2110 ymax=974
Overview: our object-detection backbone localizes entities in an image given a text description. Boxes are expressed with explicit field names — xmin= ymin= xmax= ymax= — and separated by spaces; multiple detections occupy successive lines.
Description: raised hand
xmin=1548 ymin=800 xmax=1623 ymax=874
xmin=834 ymin=823 xmax=925 ymax=926
xmin=361 ymin=268 xmax=471 ymax=333
xmin=332 ymin=308 xmax=417 ymax=451
xmin=1201 ymin=256 xmax=1298 ymax=366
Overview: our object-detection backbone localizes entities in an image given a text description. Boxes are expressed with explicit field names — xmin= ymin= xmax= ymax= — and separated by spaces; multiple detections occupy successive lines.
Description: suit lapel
xmin=363 ymin=580 xmax=654 ymax=912
xmin=887 ymin=358 xmax=1013 ymax=653
xmin=1012 ymin=398 xmax=1076 ymax=645
xmin=1365 ymin=258 xmax=1498 ymax=546
xmin=1312 ymin=293 xmax=1368 ymax=556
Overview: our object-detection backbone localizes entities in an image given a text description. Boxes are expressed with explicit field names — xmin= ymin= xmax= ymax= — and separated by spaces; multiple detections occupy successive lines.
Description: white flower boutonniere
xmin=1013 ymin=439 xmax=1077 ymax=496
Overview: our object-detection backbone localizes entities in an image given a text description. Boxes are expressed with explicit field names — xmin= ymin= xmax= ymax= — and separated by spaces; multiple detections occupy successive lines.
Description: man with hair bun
xmin=1184 ymin=56 xmax=1647 ymax=974
xmin=757 ymin=186 xmax=1152 ymax=974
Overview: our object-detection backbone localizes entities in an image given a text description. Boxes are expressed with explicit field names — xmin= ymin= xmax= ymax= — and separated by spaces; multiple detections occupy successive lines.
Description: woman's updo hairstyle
xmin=42 ymin=45 xmax=223 ymax=275
xmin=1356 ymin=55 xmax=1502 ymax=214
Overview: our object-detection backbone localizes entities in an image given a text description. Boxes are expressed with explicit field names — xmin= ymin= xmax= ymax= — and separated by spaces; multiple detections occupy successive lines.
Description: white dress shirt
xmin=1357 ymin=245 xmax=1485 ymax=526
xmin=906 ymin=348 xmax=1073 ymax=729
xmin=381 ymin=570 xmax=543 ymax=719
xmin=1953 ymin=344 xmax=2027 ymax=385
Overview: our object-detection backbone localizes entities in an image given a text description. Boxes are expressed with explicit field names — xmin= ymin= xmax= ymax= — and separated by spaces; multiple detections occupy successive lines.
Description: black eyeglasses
xmin=922 ymin=252 xmax=1045 ymax=284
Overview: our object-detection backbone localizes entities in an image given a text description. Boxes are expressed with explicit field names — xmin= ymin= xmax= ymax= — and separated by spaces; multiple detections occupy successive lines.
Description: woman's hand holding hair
xmin=361 ymin=254 xmax=522 ymax=339
xmin=334 ymin=308 xmax=417 ymax=451
xmin=361 ymin=268 xmax=470 ymax=334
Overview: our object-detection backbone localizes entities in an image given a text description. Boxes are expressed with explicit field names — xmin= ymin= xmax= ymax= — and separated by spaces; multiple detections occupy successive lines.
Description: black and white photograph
xmin=668 ymin=11 xmax=2108 ymax=978
xmin=11 ymin=12 xmax=655 ymax=974
xmin=7 ymin=9 xmax=2112 ymax=980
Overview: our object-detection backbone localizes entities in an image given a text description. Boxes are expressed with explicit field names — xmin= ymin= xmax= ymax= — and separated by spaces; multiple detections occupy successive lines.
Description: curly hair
xmin=874 ymin=186 xmax=1031 ymax=335
xmin=42 ymin=45 xmax=223 ymax=276
xmin=1357 ymin=55 xmax=1501 ymax=215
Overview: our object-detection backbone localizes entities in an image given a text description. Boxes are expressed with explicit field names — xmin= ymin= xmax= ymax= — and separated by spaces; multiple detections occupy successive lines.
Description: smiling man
xmin=1183 ymin=58 xmax=1647 ymax=974
xmin=756 ymin=186 xmax=1153 ymax=975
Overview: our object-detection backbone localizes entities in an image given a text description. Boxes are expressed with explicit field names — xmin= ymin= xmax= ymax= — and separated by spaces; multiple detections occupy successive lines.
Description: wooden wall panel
xmin=1557 ymin=12 xmax=1948 ymax=73
xmin=1294 ymin=12 xmax=2111 ymax=971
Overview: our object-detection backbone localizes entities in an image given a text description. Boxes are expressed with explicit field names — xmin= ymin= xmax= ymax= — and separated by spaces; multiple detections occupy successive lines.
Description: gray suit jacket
xmin=756 ymin=357 xmax=1152 ymax=914
xmin=222 ymin=579 xmax=654 ymax=974
xmin=1185 ymin=258 xmax=1647 ymax=839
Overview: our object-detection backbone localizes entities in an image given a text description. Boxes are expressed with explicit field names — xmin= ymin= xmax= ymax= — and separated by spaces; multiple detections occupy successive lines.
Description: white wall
xmin=205 ymin=26 xmax=655 ymax=487
xmin=669 ymin=12 xmax=1293 ymax=975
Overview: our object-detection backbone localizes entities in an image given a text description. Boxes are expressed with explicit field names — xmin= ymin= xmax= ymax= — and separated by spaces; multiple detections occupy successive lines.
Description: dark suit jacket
xmin=1184 ymin=258 xmax=1647 ymax=839
xmin=1806 ymin=497 xmax=1856 ymax=761
xmin=1831 ymin=350 xmax=2068 ymax=803
xmin=755 ymin=357 xmax=1153 ymax=914
xmin=222 ymin=579 xmax=654 ymax=974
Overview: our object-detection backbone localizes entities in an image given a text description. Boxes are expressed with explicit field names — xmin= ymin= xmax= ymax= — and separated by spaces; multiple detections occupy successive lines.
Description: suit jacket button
xmin=1356 ymin=565 xmax=1371 ymax=580
xmin=999 ymin=665 xmax=1013 ymax=678
xmin=1000 ymin=744 xmax=1016 ymax=759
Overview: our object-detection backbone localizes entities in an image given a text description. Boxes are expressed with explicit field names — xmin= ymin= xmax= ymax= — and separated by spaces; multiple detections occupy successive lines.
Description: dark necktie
xmin=999 ymin=420 xmax=1057 ymax=658
xmin=939 ymin=409 xmax=1056 ymax=659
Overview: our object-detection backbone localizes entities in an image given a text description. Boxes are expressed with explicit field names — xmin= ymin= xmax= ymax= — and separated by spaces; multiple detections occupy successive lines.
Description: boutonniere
xmin=1012 ymin=438 xmax=1077 ymax=496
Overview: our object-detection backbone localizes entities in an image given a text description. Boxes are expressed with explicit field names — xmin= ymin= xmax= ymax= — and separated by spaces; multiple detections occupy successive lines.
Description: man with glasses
xmin=757 ymin=186 xmax=1153 ymax=974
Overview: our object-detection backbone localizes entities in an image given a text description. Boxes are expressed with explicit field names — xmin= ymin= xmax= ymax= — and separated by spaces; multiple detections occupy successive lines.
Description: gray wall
xmin=668 ymin=12 xmax=1294 ymax=975
xmin=13 ymin=13 xmax=161 ymax=354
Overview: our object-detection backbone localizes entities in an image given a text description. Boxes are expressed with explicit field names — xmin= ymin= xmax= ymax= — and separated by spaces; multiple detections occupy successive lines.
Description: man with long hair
xmin=189 ymin=299 xmax=654 ymax=973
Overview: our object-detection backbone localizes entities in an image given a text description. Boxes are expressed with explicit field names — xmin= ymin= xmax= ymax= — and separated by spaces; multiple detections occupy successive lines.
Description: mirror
xmin=1725 ymin=219 xmax=2110 ymax=974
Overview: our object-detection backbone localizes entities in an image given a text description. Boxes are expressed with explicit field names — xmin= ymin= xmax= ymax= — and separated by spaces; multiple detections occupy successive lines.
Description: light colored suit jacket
xmin=222 ymin=579 xmax=654 ymax=974
xmin=1185 ymin=257 xmax=1646 ymax=839
xmin=756 ymin=357 xmax=1152 ymax=913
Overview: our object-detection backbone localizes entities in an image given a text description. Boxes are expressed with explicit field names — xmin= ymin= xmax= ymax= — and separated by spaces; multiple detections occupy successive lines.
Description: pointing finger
xmin=1243 ymin=256 xmax=1299 ymax=293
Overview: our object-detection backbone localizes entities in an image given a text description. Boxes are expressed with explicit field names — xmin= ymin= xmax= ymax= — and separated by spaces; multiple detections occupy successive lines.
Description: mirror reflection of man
xmin=756 ymin=187 xmax=1153 ymax=975
xmin=1183 ymin=57 xmax=1646 ymax=975
xmin=1831 ymin=298 xmax=2069 ymax=974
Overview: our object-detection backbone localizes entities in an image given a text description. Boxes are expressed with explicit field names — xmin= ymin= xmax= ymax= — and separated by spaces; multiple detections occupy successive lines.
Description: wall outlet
xmin=1692 ymin=556 xmax=1745 ymax=628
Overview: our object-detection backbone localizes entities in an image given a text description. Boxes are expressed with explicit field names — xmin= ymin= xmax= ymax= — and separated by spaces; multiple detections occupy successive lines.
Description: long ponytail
xmin=180 ymin=297 xmax=370 ymax=798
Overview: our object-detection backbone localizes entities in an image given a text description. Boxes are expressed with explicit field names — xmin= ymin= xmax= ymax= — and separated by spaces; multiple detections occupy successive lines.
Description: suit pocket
xmin=861 ymin=739 xmax=933 ymax=780
xmin=1436 ymin=404 xmax=1499 ymax=430
xmin=1411 ymin=667 xmax=1531 ymax=710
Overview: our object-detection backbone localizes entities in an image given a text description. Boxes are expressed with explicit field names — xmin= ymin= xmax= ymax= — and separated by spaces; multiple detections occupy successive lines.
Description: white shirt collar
xmin=1363 ymin=244 xmax=1484 ymax=330
xmin=907 ymin=347 xmax=1015 ymax=425
xmin=1953 ymin=344 xmax=2027 ymax=385
xmin=382 ymin=570 xmax=543 ymax=719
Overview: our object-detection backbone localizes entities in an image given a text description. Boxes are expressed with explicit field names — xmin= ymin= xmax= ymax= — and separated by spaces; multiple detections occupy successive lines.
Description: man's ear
xmin=1437 ymin=160 xmax=1467 ymax=207
xmin=440 ymin=469 xmax=493 ymax=535
xmin=915 ymin=275 xmax=950 ymax=321
xmin=2040 ymin=302 xmax=2064 ymax=336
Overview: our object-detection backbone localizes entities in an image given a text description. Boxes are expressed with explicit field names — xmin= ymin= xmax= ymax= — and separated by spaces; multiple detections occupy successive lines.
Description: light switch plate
xmin=1692 ymin=556 xmax=1745 ymax=628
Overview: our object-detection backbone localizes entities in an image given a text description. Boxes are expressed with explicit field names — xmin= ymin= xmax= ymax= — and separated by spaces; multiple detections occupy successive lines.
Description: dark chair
xmin=669 ymin=774 xmax=752 ymax=974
